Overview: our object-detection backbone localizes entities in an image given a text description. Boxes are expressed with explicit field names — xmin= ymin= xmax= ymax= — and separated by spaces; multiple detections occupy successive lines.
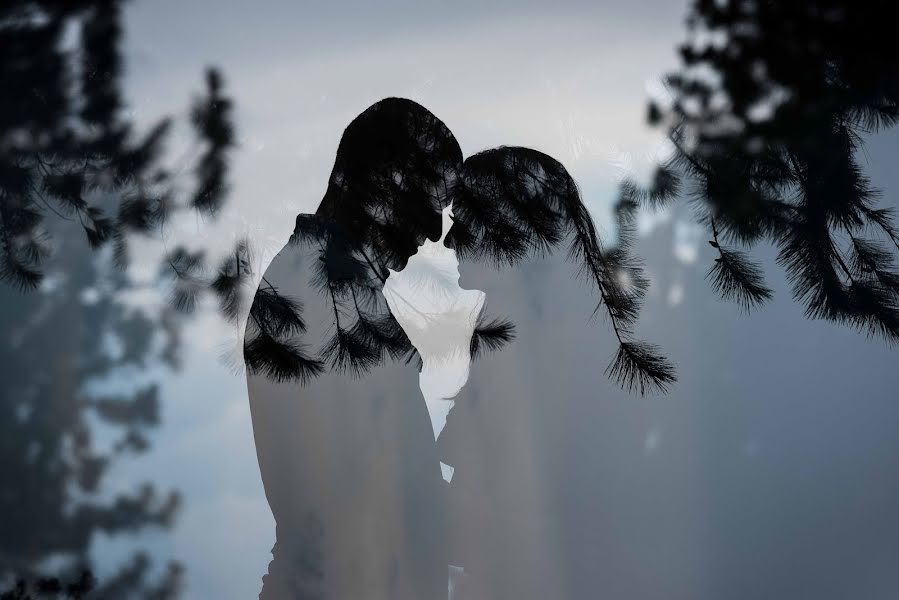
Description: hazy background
xmin=69 ymin=0 xmax=899 ymax=597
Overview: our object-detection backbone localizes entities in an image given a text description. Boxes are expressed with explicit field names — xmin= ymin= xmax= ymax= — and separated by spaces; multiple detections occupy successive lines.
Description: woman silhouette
xmin=436 ymin=146 xmax=674 ymax=599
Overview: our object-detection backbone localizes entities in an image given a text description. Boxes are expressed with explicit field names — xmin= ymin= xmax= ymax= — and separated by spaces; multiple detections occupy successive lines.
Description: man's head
xmin=312 ymin=97 xmax=464 ymax=271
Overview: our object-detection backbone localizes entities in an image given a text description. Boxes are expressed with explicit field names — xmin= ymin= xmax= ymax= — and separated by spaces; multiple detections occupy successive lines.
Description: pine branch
xmin=469 ymin=315 xmax=516 ymax=360
xmin=321 ymin=325 xmax=381 ymax=377
xmin=605 ymin=341 xmax=676 ymax=395
xmin=249 ymin=287 xmax=306 ymax=337
xmin=705 ymin=218 xmax=772 ymax=312
xmin=706 ymin=247 xmax=773 ymax=312
xmin=243 ymin=329 xmax=324 ymax=384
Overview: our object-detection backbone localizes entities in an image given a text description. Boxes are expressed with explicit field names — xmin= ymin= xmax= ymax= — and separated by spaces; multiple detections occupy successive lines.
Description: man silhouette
xmin=245 ymin=98 xmax=462 ymax=599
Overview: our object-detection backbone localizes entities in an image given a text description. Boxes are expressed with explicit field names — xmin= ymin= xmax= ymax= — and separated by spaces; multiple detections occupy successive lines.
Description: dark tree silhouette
xmin=1 ymin=1 xmax=235 ymax=291
xmin=0 ymin=198 xmax=184 ymax=597
xmin=1 ymin=0 xmax=234 ymax=596
xmin=1 ymin=570 xmax=95 ymax=600
xmin=649 ymin=0 xmax=899 ymax=340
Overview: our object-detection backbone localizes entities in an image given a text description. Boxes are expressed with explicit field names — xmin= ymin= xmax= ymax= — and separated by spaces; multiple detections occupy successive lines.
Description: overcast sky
xmin=86 ymin=2 xmax=899 ymax=598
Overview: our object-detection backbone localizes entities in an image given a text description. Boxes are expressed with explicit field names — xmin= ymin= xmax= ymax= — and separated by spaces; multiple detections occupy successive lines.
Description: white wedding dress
xmin=383 ymin=205 xmax=485 ymax=598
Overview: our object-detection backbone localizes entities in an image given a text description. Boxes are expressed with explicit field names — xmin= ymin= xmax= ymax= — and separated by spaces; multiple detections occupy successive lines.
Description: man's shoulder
xmin=258 ymin=232 xmax=321 ymax=296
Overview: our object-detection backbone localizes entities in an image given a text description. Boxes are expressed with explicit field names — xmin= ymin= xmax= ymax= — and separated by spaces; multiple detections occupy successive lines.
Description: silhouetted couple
xmin=245 ymin=98 xmax=610 ymax=599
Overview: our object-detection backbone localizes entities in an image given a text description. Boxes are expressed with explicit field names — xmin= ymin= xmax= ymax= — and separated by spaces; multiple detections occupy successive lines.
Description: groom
xmin=244 ymin=98 xmax=464 ymax=599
